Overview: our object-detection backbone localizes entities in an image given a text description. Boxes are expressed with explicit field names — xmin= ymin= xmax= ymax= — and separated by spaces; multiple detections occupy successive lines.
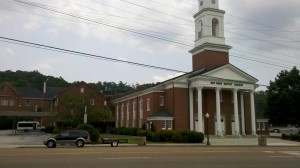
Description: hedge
xmin=110 ymin=128 xmax=204 ymax=143
xmin=147 ymin=130 xmax=204 ymax=143
xmin=282 ymin=133 xmax=300 ymax=141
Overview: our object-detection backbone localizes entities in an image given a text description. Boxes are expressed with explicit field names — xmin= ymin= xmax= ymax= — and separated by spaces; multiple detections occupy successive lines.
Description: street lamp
xmin=205 ymin=113 xmax=211 ymax=146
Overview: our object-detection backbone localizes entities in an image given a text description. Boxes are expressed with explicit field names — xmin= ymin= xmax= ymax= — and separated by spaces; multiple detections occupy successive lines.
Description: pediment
xmin=202 ymin=64 xmax=258 ymax=83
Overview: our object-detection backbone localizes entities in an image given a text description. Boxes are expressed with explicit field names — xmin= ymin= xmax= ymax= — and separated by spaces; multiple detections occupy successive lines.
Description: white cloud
xmin=35 ymin=58 xmax=66 ymax=71
xmin=47 ymin=28 xmax=58 ymax=35
xmin=36 ymin=62 xmax=53 ymax=71
xmin=152 ymin=73 xmax=184 ymax=83
xmin=24 ymin=21 xmax=40 ymax=31
xmin=5 ymin=48 xmax=14 ymax=55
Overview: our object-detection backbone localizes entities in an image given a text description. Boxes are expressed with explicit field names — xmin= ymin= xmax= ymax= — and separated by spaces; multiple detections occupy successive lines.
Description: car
xmin=43 ymin=130 xmax=91 ymax=148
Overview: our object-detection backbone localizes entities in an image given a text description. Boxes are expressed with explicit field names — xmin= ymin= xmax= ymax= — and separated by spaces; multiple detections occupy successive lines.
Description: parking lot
xmin=0 ymin=130 xmax=50 ymax=147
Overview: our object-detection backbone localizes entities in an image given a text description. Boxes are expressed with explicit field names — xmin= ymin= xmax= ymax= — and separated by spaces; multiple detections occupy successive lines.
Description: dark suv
xmin=43 ymin=130 xmax=91 ymax=148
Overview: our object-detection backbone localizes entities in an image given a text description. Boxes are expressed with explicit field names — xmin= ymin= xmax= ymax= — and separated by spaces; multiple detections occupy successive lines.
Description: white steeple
xmin=189 ymin=0 xmax=231 ymax=71
xmin=194 ymin=0 xmax=227 ymax=49
xmin=198 ymin=0 xmax=219 ymax=11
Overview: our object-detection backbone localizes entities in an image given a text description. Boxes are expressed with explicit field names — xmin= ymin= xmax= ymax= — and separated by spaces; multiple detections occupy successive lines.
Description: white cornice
xmin=189 ymin=43 xmax=231 ymax=55
xmin=194 ymin=8 xmax=225 ymax=18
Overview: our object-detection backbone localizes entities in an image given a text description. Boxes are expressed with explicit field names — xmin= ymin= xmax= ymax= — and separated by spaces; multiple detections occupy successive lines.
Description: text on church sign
xmin=210 ymin=82 xmax=243 ymax=87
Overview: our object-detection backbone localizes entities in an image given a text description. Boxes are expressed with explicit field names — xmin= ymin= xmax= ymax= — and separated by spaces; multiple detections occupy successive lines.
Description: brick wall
xmin=193 ymin=50 xmax=229 ymax=71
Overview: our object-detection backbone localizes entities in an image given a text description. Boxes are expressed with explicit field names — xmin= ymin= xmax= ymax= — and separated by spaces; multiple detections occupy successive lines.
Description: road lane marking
xmin=263 ymin=151 xmax=275 ymax=154
xmin=281 ymin=151 xmax=300 ymax=157
xmin=98 ymin=157 xmax=148 ymax=160
xmin=270 ymin=156 xmax=294 ymax=158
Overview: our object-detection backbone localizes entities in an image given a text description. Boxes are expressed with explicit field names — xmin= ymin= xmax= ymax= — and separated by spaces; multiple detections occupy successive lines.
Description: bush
xmin=137 ymin=129 xmax=152 ymax=137
xmin=281 ymin=133 xmax=300 ymax=142
xmin=147 ymin=130 xmax=204 ymax=143
xmin=185 ymin=131 xmax=204 ymax=143
xmin=171 ymin=132 xmax=183 ymax=143
xmin=77 ymin=124 xmax=99 ymax=143
xmin=157 ymin=130 xmax=174 ymax=142
xmin=150 ymin=133 xmax=160 ymax=142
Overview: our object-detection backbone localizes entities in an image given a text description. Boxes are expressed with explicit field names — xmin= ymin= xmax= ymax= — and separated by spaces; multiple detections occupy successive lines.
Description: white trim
xmin=147 ymin=116 xmax=174 ymax=121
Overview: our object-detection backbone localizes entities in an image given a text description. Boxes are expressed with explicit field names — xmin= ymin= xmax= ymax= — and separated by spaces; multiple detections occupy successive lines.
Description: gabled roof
xmin=147 ymin=111 xmax=174 ymax=121
xmin=197 ymin=64 xmax=258 ymax=83
xmin=45 ymin=87 xmax=66 ymax=99
xmin=14 ymin=87 xmax=43 ymax=98
xmin=113 ymin=64 xmax=259 ymax=103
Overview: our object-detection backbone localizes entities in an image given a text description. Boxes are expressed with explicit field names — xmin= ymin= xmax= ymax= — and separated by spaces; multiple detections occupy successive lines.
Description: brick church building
xmin=112 ymin=0 xmax=258 ymax=136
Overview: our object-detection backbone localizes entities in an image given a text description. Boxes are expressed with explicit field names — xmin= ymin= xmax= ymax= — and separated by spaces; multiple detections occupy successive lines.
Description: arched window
xmin=212 ymin=18 xmax=219 ymax=36
xmin=198 ymin=20 xmax=203 ymax=39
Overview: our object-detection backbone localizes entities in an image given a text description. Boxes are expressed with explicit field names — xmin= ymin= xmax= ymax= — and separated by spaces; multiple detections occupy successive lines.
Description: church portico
xmin=189 ymin=77 xmax=257 ymax=136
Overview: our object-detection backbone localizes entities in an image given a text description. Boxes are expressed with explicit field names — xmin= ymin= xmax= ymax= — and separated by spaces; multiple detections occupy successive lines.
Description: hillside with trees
xmin=0 ymin=70 xmax=135 ymax=95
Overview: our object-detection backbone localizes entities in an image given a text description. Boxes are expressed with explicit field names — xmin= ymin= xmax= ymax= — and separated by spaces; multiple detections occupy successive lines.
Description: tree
xmin=55 ymin=93 xmax=113 ymax=129
xmin=255 ymin=91 xmax=268 ymax=118
xmin=266 ymin=67 xmax=300 ymax=130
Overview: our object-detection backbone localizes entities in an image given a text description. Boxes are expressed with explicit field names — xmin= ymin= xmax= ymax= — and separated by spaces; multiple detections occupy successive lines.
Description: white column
xmin=240 ymin=91 xmax=246 ymax=136
xmin=197 ymin=86 xmax=204 ymax=133
xmin=250 ymin=90 xmax=257 ymax=136
xmin=215 ymin=88 xmax=222 ymax=136
xmin=189 ymin=88 xmax=194 ymax=131
xmin=233 ymin=89 xmax=240 ymax=136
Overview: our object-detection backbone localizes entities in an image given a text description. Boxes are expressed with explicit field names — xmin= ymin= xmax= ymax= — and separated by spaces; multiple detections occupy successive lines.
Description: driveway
xmin=0 ymin=130 xmax=51 ymax=148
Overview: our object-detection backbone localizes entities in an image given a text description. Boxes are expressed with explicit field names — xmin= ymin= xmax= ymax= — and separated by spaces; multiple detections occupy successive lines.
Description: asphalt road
xmin=0 ymin=146 xmax=299 ymax=168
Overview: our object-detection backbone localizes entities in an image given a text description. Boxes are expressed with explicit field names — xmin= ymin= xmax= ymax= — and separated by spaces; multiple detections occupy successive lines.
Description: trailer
xmin=101 ymin=137 xmax=128 ymax=147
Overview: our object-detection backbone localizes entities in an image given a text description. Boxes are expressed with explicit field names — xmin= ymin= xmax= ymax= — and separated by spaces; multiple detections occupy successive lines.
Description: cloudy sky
xmin=0 ymin=0 xmax=299 ymax=90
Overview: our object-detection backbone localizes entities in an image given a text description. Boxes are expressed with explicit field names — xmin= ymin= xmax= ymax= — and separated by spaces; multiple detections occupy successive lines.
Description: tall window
xmin=90 ymin=99 xmax=94 ymax=106
xmin=1 ymin=99 xmax=8 ymax=106
xmin=126 ymin=102 xmax=129 ymax=127
xmin=132 ymin=100 xmax=136 ymax=127
xmin=160 ymin=96 xmax=164 ymax=106
xmin=146 ymin=98 xmax=150 ymax=111
xmin=9 ymin=100 xmax=14 ymax=106
xmin=139 ymin=99 xmax=143 ymax=128
xmin=198 ymin=20 xmax=203 ymax=39
xmin=212 ymin=18 xmax=219 ymax=36
xmin=167 ymin=121 xmax=173 ymax=130
xmin=162 ymin=120 xmax=166 ymax=130
xmin=116 ymin=105 xmax=119 ymax=127
xmin=121 ymin=103 xmax=124 ymax=127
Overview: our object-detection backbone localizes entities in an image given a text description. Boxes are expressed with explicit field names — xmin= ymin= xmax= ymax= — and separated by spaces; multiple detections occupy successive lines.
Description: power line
xmin=12 ymin=0 xmax=193 ymax=48
xmin=7 ymin=0 xmax=299 ymax=73
xmin=0 ymin=36 xmax=188 ymax=73
xmin=119 ymin=0 xmax=193 ymax=23
xmin=0 ymin=36 xmax=270 ymax=87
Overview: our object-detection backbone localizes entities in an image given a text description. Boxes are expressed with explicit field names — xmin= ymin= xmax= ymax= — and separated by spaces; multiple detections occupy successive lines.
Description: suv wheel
xmin=76 ymin=140 xmax=85 ymax=147
xmin=47 ymin=140 xmax=56 ymax=148
xmin=111 ymin=140 xmax=119 ymax=147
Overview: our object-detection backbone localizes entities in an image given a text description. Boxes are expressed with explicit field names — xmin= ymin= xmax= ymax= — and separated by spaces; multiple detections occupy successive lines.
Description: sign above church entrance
xmin=210 ymin=82 xmax=243 ymax=87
